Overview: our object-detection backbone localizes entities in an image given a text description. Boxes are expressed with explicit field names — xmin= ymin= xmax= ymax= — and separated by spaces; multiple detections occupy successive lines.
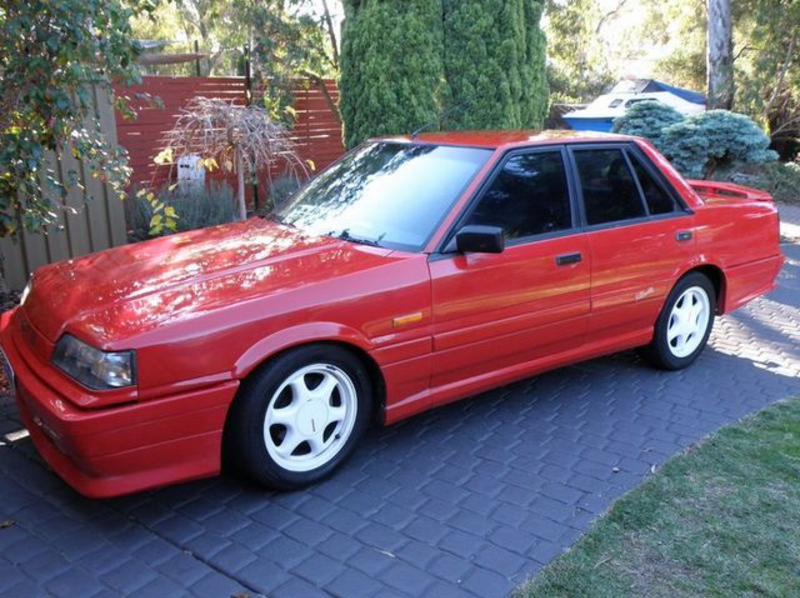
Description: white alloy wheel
xmin=263 ymin=363 xmax=358 ymax=473
xmin=666 ymin=286 xmax=711 ymax=358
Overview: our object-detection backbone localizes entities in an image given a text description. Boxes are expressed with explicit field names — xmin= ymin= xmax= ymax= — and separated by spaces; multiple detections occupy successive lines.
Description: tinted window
xmin=630 ymin=156 xmax=678 ymax=215
xmin=273 ymin=142 xmax=491 ymax=251
xmin=574 ymin=149 xmax=646 ymax=225
xmin=465 ymin=152 xmax=572 ymax=240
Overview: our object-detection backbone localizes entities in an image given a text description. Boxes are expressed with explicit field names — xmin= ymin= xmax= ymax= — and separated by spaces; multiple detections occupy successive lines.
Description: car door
xmin=568 ymin=144 xmax=697 ymax=339
xmin=428 ymin=147 xmax=591 ymax=391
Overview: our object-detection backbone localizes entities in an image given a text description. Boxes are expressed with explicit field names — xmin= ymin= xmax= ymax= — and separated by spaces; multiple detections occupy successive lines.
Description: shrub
xmin=612 ymin=100 xmax=685 ymax=151
xmin=125 ymin=181 xmax=239 ymax=242
xmin=266 ymin=174 xmax=304 ymax=210
xmin=661 ymin=110 xmax=778 ymax=179
xmin=749 ymin=161 xmax=800 ymax=205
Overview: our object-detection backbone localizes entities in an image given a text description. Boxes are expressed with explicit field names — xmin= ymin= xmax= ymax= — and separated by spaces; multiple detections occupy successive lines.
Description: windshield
xmin=272 ymin=142 xmax=493 ymax=251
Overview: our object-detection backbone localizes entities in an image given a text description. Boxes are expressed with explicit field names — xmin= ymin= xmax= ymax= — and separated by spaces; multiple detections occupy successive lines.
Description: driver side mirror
xmin=455 ymin=225 xmax=505 ymax=254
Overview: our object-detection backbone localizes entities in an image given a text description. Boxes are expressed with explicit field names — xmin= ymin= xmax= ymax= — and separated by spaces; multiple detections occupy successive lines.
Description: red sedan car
xmin=1 ymin=131 xmax=783 ymax=498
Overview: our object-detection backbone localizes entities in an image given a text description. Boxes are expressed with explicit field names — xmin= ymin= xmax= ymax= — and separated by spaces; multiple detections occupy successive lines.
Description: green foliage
xmin=243 ymin=1 xmax=339 ymax=124
xmin=661 ymin=110 xmax=778 ymax=178
xmin=746 ymin=161 xmax=800 ymax=205
xmin=126 ymin=181 xmax=239 ymax=241
xmin=543 ymin=0 xmax=616 ymax=104
xmin=340 ymin=0 xmax=443 ymax=148
xmin=734 ymin=0 xmax=800 ymax=158
xmin=0 ymin=0 xmax=156 ymax=238
xmin=340 ymin=0 xmax=548 ymax=147
xmin=612 ymin=101 xmax=685 ymax=151
xmin=516 ymin=396 xmax=800 ymax=598
xmin=442 ymin=0 xmax=548 ymax=130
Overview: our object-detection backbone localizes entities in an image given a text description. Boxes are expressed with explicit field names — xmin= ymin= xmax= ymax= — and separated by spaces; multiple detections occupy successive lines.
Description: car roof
xmin=379 ymin=129 xmax=636 ymax=150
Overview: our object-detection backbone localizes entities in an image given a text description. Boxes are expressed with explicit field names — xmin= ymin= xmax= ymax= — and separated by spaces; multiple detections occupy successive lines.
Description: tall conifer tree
xmin=340 ymin=0 xmax=549 ymax=147
xmin=340 ymin=0 xmax=443 ymax=148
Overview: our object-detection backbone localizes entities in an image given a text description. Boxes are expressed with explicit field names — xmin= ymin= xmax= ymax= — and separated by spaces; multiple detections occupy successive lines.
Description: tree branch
xmin=301 ymin=69 xmax=341 ymax=123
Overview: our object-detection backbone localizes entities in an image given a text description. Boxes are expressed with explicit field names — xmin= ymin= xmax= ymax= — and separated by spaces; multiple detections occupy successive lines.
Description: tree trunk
xmin=320 ymin=0 xmax=340 ymax=70
xmin=236 ymin=147 xmax=247 ymax=220
xmin=706 ymin=0 xmax=734 ymax=109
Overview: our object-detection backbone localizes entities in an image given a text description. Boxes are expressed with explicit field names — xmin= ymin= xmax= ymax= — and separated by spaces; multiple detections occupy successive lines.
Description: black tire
xmin=640 ymin=272 xmax=716 ymax=371
xmin=225 ymin=344 xmax=373 ymax=490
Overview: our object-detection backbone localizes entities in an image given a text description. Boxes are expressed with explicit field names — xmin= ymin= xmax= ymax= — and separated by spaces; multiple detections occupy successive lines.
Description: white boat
xmin=563 ymin=79 xmax=705 ymax=132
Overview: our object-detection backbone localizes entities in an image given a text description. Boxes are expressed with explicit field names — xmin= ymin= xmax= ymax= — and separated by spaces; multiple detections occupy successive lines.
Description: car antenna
xmin=410 ymin=99 xmax=472 ymax=138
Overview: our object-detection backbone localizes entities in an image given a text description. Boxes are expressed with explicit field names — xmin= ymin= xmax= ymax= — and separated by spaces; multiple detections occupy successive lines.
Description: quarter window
xmin=630 ymin=156 xmax=678 ymax=215
xmin=573 ymin=149 xmax=646 ymax=225
xmin=465 ymin=152 xmax=572 ymax=240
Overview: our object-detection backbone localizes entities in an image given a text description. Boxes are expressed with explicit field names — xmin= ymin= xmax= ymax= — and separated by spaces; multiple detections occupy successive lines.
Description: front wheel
xmin=226 ymin=345 xmax=372 ymax=489
xmin=641 ymin=273 xmax=716 ymax=370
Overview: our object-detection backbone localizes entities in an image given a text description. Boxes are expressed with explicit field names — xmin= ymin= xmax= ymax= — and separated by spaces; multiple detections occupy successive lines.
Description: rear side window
xmin=630 ymin=155 xmax=679 ymax=215
xmin=465 ymin=151 xmax=572 ymax=240
xmin=573 ymin=149 xmax=646 ymax=225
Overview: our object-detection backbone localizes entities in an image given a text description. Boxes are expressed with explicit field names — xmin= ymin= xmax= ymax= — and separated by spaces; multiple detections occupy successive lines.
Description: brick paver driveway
xmin=2 ymin=206 xmax=799 ymax=598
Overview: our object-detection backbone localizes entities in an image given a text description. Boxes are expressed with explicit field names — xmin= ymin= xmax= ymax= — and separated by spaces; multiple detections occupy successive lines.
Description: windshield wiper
xmin=330 ymin=229 xmax=383 ymax=248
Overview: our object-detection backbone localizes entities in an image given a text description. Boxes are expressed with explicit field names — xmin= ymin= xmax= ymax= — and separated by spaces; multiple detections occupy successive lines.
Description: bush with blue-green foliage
xmin=660 ymin=110 xmax=778 ymax=179
xmin=612 ymin=101 xmax=684 ymax=151
xmin=614 ymin=103 xmax=778 ymax=179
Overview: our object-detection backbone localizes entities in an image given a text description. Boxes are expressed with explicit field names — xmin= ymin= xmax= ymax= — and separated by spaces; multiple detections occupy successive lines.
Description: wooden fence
xmin=1 ymin=77 xmax=344 ymax=290
xmin=114 ymin=76 xmax=345 ymax=196
xmin=1 ymin=86 xmax=128 ymax=291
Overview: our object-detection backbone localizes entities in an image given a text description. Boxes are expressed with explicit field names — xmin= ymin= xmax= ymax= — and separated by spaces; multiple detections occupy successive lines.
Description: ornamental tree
xmin=661 ymin=110 xmax=778 ymax=178
xmin=159 ymin=98 xmax=308 ymax=221
xmin=612 ymin=101 xmax=686 ymax=152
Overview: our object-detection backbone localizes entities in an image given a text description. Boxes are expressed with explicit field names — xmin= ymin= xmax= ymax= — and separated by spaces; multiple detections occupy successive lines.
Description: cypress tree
xmin=340 ymin=0 xmax=444 ymax=148
xmin=442 ymin=0 xmax=549 ymax=130
xmin=339 ymin=0 xmax=549 ymax=147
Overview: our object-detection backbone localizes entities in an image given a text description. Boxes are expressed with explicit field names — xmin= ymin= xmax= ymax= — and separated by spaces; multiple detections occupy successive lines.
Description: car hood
xmin=23 ymin=218 xmax=396 ymax=346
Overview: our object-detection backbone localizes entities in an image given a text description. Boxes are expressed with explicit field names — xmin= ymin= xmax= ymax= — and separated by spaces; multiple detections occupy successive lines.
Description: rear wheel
xmin=641 ymin=273 xmax=716 ymax=370
xmin=227 ymin=345 xmax=372 ymax=489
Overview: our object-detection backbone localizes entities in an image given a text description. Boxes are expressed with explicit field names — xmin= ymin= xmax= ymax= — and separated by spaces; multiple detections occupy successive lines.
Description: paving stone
xmin=0 ymin=239 xmax=797 ymax=598
xmin=327 ymin=567 xmax=383 ymax=598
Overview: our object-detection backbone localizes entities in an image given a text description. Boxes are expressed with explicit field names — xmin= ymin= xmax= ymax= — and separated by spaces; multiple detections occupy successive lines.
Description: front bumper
xmin=1 ymin=309 xmax=239 ymax=498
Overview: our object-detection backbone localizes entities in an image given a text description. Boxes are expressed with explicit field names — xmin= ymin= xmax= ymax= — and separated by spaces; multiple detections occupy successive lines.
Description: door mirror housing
xmin=455 ymin=225 xmax=505 ymax=254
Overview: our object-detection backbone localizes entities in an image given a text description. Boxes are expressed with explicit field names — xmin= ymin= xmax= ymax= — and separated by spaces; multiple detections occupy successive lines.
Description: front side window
xmin=464 ymin=152 xmax=572 ymax=241
xmin=573 ymin=149 xmax=646 ymax=225
xmin=272 ymin=142 xmax=492 ymax=251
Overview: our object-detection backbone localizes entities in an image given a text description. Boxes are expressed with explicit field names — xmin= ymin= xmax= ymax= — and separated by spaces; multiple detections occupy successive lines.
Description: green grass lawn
xmin=516 ymin=397 xmax=800 ymax=598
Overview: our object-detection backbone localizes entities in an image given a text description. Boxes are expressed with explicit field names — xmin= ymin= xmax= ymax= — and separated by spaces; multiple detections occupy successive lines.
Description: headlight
xmin=20 ymin=278 xmax=33 ymax=306
xmin=52 ymin=334 xmax=136 ymax=390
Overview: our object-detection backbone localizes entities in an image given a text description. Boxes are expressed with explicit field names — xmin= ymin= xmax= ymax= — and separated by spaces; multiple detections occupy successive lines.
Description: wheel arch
xmin=228 ymin=325 xmax=388 ymax=429
xmin=681 ymin=263 xmax=727 ymax=313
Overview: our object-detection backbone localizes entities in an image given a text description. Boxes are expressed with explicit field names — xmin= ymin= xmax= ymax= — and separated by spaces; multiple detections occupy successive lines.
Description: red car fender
xmin=232 ymin=321 xmax=375 ymax=379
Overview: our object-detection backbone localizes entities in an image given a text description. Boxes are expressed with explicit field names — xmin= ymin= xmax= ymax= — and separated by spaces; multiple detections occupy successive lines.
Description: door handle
xmin=556 ymin=252 xmax=582 ymax=266
xmin=676 ymin=230 xmax=693 ymax=242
